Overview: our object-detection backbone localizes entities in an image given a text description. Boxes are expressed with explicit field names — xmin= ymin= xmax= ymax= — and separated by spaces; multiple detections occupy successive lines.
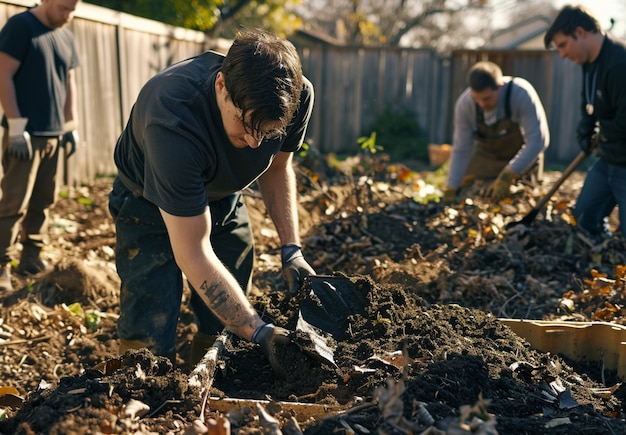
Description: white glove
xmin=7 ymin=117 xmax=32 ymax=160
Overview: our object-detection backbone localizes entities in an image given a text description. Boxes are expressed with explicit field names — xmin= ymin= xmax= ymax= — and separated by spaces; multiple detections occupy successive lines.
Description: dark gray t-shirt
xmin=114 ymin=50 xmax=314 ymax=217
xmin=0 ymin=10 xmax=79 ymax=134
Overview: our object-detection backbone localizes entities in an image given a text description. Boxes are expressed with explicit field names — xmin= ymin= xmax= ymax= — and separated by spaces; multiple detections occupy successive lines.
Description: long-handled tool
xmin=506 ymin=150 xmax=588 ymax=229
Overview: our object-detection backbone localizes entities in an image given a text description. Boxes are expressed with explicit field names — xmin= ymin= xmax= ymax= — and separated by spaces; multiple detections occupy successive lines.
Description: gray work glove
xmin=281 ymin=243 xmax=315 ymax=294
xmin=60 ymin=121 xmax=78 ymax=158
xmin=60 ymin=130 xmax=79 ymax=158
xmin=7 ymin=118 xmax=33 ymax=160
xmin=251 ymin=323 xmax=292 ymax=378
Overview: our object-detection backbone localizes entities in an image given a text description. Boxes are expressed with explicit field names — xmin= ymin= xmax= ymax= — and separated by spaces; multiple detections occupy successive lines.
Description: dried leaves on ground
xmin=1 ymin=154 xmax=626 ymax=434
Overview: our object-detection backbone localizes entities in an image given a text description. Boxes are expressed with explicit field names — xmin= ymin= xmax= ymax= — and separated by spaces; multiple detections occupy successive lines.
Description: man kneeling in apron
xmin=443 ymin=61 xmax=550 ymax=203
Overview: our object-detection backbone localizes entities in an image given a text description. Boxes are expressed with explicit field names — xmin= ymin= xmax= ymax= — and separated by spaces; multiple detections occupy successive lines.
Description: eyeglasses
xmin=237 ymin=110 xmax=284 ymax=143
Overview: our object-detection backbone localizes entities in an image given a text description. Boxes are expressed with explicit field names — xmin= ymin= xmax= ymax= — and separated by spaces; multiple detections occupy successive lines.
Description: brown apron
xmin=463 ymin=80 xmax=542 ymax=184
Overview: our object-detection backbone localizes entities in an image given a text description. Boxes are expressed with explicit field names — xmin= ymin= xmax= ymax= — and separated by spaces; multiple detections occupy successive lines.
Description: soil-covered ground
xmin=2 ymin=153 xmax=626 ymax=434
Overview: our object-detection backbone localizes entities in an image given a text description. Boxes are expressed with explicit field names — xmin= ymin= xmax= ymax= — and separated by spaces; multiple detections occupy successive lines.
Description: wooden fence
xmin=298 ymin=45 xmax=447 ymax=156
xmin=301 ymin=46 xmax=582 ymax=164
xmin=0 ymin=0 xmax=585 ymax=186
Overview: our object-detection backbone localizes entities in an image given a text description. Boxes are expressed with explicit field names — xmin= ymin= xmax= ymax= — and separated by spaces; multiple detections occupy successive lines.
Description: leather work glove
xmin=486 ymin=167 xmax=517 ymax=202
xmin=251 ymin=323 xmax=292 ymax=378
xmin=442 ymin=186 xmax=458 ymax=204
xmin=60 ymin=121 xmax=79 ymax=157
xmin=576 ymin=117 xmax=598 ymax=156
xmin=281 ymin=243 xmax=315 ymax=294
xmin=7 ymin=117 xmax=33 ymax=160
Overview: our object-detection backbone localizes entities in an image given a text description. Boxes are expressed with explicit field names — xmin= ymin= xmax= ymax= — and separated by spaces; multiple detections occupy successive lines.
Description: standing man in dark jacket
xmin=0 ymin=0 xmax=80 ymax=292
xmin=109 ymin=29 xmax=316 ymax=373
xmin=545 ymin=5 xmax=626 ymax=236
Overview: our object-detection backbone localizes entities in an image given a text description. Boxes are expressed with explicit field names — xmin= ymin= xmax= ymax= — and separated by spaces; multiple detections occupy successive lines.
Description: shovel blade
xmin=299 ymin=275 xmax=365 ymax=341
xmin=506 ymin=208 xmax=539 ymax=230
xmin=295 ymin=312 xmax=337 ymax=368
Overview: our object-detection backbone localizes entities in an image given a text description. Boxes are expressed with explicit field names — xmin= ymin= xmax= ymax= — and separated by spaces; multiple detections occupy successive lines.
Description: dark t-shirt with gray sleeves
xmin=114 ymin=50 xmax=314 ymax=217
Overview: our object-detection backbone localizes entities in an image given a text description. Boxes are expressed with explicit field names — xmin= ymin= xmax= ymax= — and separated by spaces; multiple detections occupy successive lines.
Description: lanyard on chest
xmin=585 ymin=65 xmax=598 ymax=116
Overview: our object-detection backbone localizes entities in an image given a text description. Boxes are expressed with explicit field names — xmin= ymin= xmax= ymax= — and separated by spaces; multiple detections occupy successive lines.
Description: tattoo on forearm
xmin=199 ymin=280 xmax=249 ymax=329
xmin=201 ymin=281 xmax=228 ymax=307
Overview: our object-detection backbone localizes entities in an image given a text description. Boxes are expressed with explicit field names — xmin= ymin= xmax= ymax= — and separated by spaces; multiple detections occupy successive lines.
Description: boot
xmin=0 ymin=263 xmax=13 ymax=292
xmin=18 ymin=247 xmax=49 ymax=275
xmin=190 ymin=331 xmax=217 ymax=366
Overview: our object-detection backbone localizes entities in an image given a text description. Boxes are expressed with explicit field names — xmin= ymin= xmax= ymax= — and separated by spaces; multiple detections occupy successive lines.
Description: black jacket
xmin=582 ymin=35 xmax=626 ymax=165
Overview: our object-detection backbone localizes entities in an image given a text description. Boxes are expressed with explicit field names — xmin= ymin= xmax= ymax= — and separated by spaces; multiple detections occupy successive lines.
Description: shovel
xmin=299 ymin=275 xmax=365 ymax=340
xmin=506 ymin=150 xmax=587 ymax=229
xmin=294 ymin=275 xmax=366 ymax=368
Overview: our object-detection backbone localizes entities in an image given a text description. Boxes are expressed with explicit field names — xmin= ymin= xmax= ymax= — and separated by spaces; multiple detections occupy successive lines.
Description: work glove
xmin=7 ymin=118 xmax=33 ymax=160
xmin=281 ymin=243 xmax=315 ymax=294
xmin=251 ymin=323 xmax=291 ymax=378
xmin=60 ymin=131 xmax=78 ymax=158
xmin=576 ymin=117 xmax=598 ymax=155
xmin=486 ymin=167 xmax=517 ymax=202
xmin=442 ymin=186 xmax=458 ymax=204
xmin=60 ymin=121 xmax=78 ymax=158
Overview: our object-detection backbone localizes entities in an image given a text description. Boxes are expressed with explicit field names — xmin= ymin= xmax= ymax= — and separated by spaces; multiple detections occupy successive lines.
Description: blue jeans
xmin=108 ymin=177 xmax=254 ymax=356
xmin=573 ymin=157 xmax=626 ymax=235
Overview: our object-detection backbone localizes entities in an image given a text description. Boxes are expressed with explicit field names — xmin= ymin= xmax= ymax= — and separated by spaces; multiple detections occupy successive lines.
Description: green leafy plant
xmin=297 ymin=141 xmax=311 ymax=158
xmin=85 ymin=312 xmax=103 ymax=331
xmin=66 ymin=302 xmax=104 ymax=331
xmin=357 ymin=131 xmax=383 ymax=154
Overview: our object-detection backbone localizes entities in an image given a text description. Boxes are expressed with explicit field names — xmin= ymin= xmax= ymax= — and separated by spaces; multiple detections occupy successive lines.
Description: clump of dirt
xmin=3 ymin=258 xmax=119 ymax=309
xmin=2 ymin=348 xmax=199 ymax=435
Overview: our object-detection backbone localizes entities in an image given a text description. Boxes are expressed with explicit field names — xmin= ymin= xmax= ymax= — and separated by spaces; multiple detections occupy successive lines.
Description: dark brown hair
xmin=466 ymin=61 xmax=502 ymax=91
xmin=221 ymin=29 xmax=303 ymax=139
xmin=544 ymin=4 xmax=602 ymax=49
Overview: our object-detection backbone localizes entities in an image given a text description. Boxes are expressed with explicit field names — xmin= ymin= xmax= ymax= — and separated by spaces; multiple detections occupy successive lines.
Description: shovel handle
xmin=534 ymin=150 xmax=587 ymax=212
xmin=508 ymin=150 xmax=589 ymax=228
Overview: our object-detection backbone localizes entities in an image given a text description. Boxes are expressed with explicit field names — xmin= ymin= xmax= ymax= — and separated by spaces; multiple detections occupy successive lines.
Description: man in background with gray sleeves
xmin=443 ymin=61 xmax=550 ymax=203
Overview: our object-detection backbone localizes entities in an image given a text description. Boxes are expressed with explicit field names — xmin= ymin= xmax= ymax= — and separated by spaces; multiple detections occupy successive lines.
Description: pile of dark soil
xmin=2 ymin=155 xmax=626 ymax=434
xmin=221 ymin=274 xmax=626 ymax=434
xmin=3 ymin=274 xmax=626 ymax=434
